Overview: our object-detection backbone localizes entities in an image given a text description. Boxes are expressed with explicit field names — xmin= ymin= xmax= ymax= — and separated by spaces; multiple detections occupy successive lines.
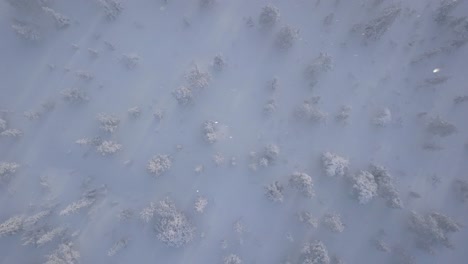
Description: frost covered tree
xmin=335 ymin=105 xmax=351 ymax=124
xmin=199 ymin=0 xmax=215 ymax=9
xmin=258 ymin=5 xmax=280 ymax=29
xmin=23 ymin=210 xmax=51 ymax=228
xmin=371 ymin=235 xmax=391 ymax=253
xmin=22 ymin=226 xmax=49 ymax=247
xmin=99 ymin=0 xmax=123 ymax=21
xmin=96 ymin=140 xmax=122 ymax=156
xmin=213 ymin=152 xmax=225 ymax=166
xmin=249 ymin=144 xmax=280 ymax=170
xmin=139 ymin=202 xmax=158 ymax=223
xmin=0 ymin=162 xmax=20 ymax=183
xmin=263 ymin=144 xmax=280 ymax=164
xmin=60 ymin=186 xmax=106 ymax=216
xmin=24 ymin=111 xmax=41 ymax=120
xmin=0 ymin=215 xmax=24 ymax=237
xmin=263 ymin=99 xmax=277 ymax=115
xmin=426 ymin=116 xmax=457 ymax=137
xmin=370 ymin=164 xmax=403 ymax=208
xmin=194 ymin=196 xmax=208 ymax=213
xmin=212 ymin=54 xmax=226 ymax=71
xmin=1 ymin=128 xmax=23 ymax=138
xmin=294 ymin=101 xmax=328 ymax=123
xmin=147 ymin=154 xmax=172 ymax=177
xmin=298 ymin=211 xmax=318 ymax=228
xmin=127 ymin=106 xmax=141 ymax=119
xmin=408 ymin=211 xmax=462 ymax=252
xmin=360 ymin=5 xmax=401 ymax=41
xmin=0 ymin=118 xmax=6 ymax=131
xmin=75 ymin=136 xmax=103 ymax=147
xmin=322 ymin=213 xmax=345 ymax=233
xmin=454 ymin=95 xmax=468 ymax=104
xmin=304 ymin=53 xmax=333 ymax=87
xmin=154 ymin=198 xmax=195 ymax=247
xmin=301 ymin=240 xmax=331 ymax=264
xmin=60 ymin=197 xmax=96 ymax=216
xmin=12 ymin=22 xmax=41 ymax=41
xmin=45 ymin=242 xmax=80 ymax=264
xmin=268 ymin=77 xmax=279 ymax=91
xmin=108 ymin=238 xmax=128 ymax=256
xmin=5 ymin=0 xmax=45 ymax=11
xmin=349 ymin=170 xmax=378 ymax=204
xmin=372 ymin=108 xmax=392 ymax=127
xmin=265 ymin=181 xmax=284 ymax=203
xmin=42 ymin=7 xmax=70 ymax=29
xmin=21 ymin=210 xmax=53 ymax=246
xmin=202 ymin=120 xmax=220 ymax=143
xmin=453 ymin=178 xmax=468 ymax=203
xmin=434 ymin=0 xmax=460 ymax=25
xmin=153 ymin=109 xmax=165 ymax=121
xmin=36 ymin=227 xmax=66 ymax=246
xmin=173 ymin=86 xmax=193 ymax=105
xmin=321 ymin=152 xmax=349 ymax=177
xmin=185 ymin=64 xmax=211 ymax=90
xmin=223 ymin=254 xmax=242 ymax=264
xmin=97 ymin=113 xmax=120 ymax=133
xmin=289 ymin=172 xmax=314 ymax=198
xmin=120 ymin=53 xmax=140 ymax=69
xmin=275 ymin=25 xmax=299 ymax=50
xmin=61 ymin=88 xmax=89 ymax=104
xmin=75 ymin=70 xmax=94 ymax=81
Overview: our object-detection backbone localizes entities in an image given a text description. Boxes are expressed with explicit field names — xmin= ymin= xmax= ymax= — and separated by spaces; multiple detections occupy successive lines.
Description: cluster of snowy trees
xmin=60 ymin=185 xmax=106 ymax=216
xmin=322 ymin=213 xmax=345 ymax=233
xmin=289 ymin=172 xmax=314 ymax=198
xmin=294 ymin=100 xmax=328 ymax=123
xmin=321 ymin=152 xmax=349 ymax=177
xmin=0 ymin=203 xmax=84 ymax=263
xmin=347 ymin=165 xmax=402 ymax=208
xmin=223 ymin=254 xmax=242 ymax=264
xmin=319 ymin=152 xmax=403 ymax=208
xmin=0 ymin=161 xmax=20 ymax=183
xmin=453 ymin=179 xmax=468 ymax=203
xmin=6 ymin=0 xmax=72 ymax=42
xmin=140 ymin=198 xmax=195 ymax=248
xmin=304 ymin=53 xmax=333 ymax=87
xmin=249 ymin=144 xmax=280 ymax=170
xmin=202 ymin=120 xmax=221 ymax=143
xmin=61 ymin=88 xmax=89 ymax=104
xmin=185 ymin=64 xmax=212 ymax=90
xmin=98 ymin=0 xmax=123 ymax=21
xmin=258 ymin=5 xmax=280 ymax=30
xmin=0 ymin=116 xmax=23 ymax=138
xmin=300 ymin=240 xmax=331 ymax=264
xmin=408 ymin=211 xmax=461 ymax=252
xmin=359 ymin=5 xmax=401 ymax=42
xmin=76 ymin=137 xmax=122 ymax=156
xmin=426 ymin=116 xmax=457 ymax=137
xmin=173 ymin=64 xmax=212 ymax=106
xmin=265 ymin=181 xmax=284 ymax=203
xmin=349 ymin=170 xmax=378 ymax=205
xmin=97 ymin=113 xmax=120 ymax=133
xmin=275 ymin=25 xmax=299 ymax=50
xmin=147 ymin=154 xmax=172 ymax=177
xmin=119 ymin=53 xmax=140 ymax=69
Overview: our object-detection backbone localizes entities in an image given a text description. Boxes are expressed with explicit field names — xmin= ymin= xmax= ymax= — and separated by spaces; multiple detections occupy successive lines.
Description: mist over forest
xmin=1 ymin=0 xmax=467 ymax=263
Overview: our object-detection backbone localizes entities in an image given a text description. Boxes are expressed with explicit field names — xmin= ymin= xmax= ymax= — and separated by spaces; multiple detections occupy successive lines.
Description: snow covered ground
xmin=1 ymin=0 xmax=467 ymax=263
